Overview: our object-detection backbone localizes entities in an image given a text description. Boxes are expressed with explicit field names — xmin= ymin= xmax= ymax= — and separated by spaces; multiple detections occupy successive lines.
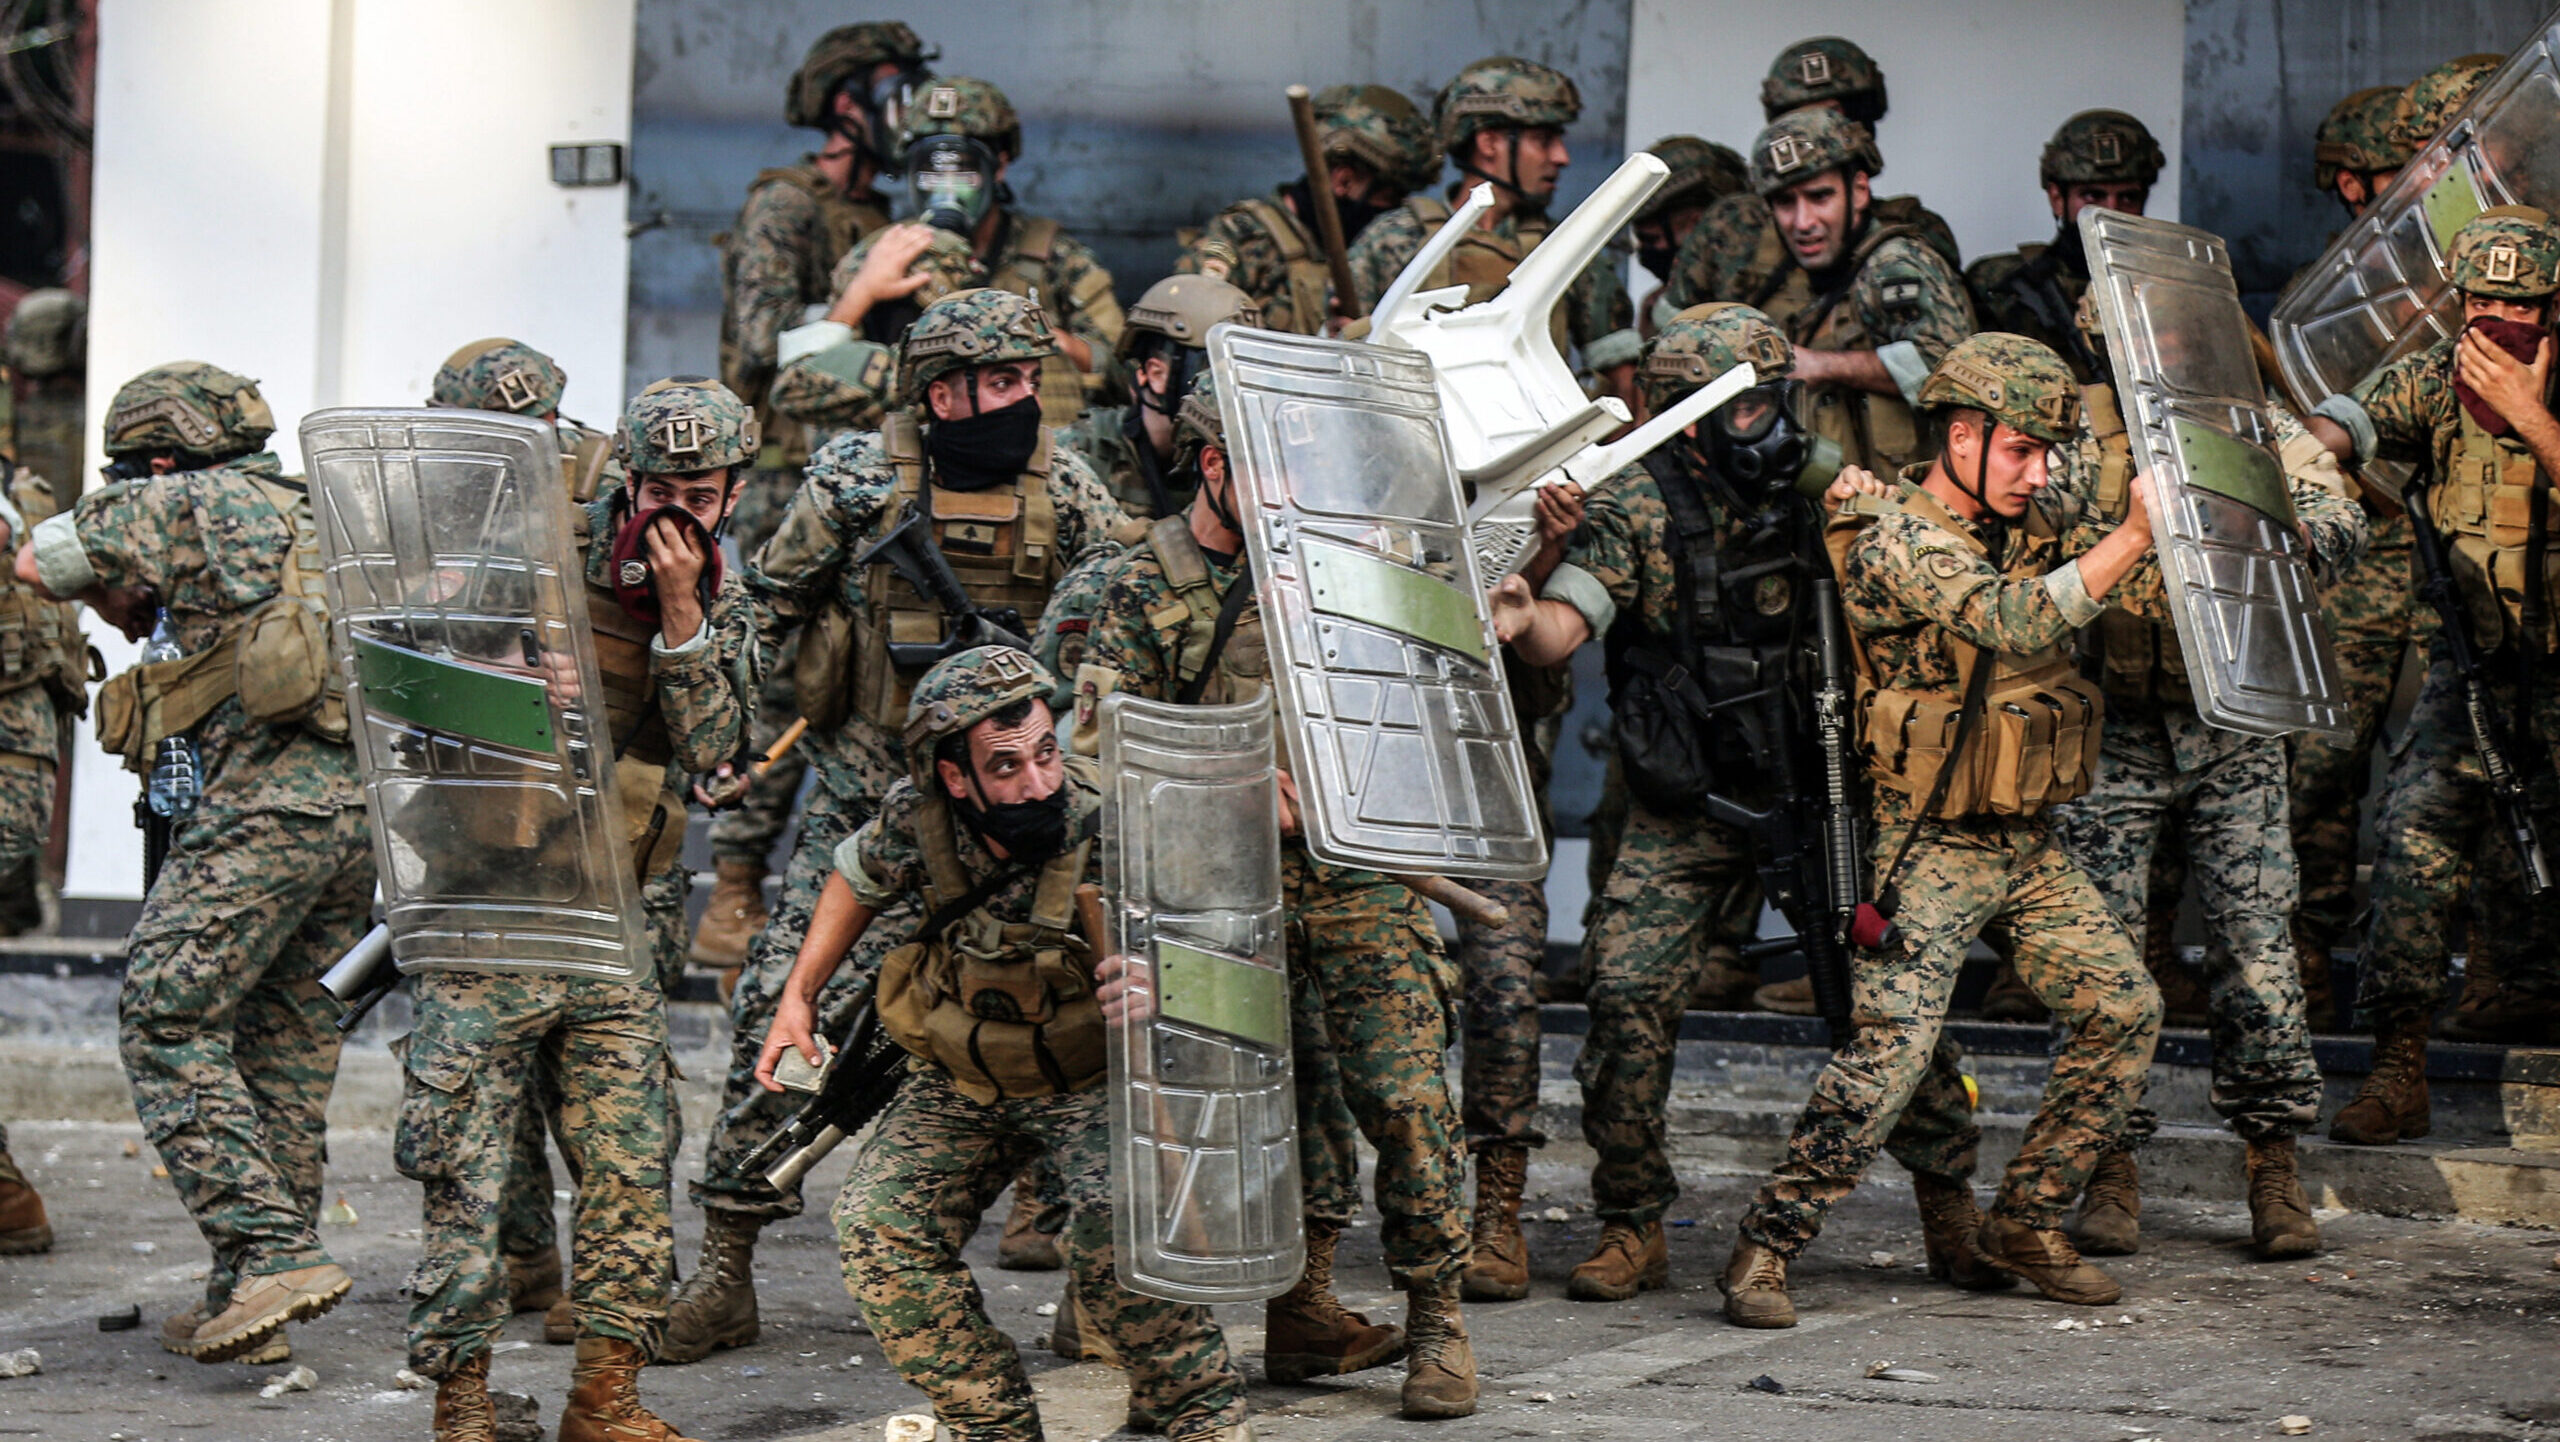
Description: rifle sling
xmin=1176 ymin=560 xmax=1255 ymax=707
xmin=1872 ymin=648 xmax=1994 ymax=905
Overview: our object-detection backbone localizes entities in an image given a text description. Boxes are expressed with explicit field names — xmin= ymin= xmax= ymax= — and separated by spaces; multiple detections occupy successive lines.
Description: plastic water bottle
xmin=142 ymin=610 xmax=200 ymax=818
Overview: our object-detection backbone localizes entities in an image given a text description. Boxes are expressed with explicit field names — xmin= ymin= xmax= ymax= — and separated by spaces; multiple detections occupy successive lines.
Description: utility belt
xmin=1857 ymin=653 xmax=2104 ymax=820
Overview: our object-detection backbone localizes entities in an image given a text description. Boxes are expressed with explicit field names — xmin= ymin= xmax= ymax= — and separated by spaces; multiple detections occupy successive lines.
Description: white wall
xmin=72 ymin=0 xmax=635 ymax=899
xmin=1624 ymin=0 xmax=2186 ymax=269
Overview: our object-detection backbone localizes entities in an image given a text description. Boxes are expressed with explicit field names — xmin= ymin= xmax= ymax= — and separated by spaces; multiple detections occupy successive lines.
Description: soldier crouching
xmin=757 ymin=645 xmax=1248 ymax=1442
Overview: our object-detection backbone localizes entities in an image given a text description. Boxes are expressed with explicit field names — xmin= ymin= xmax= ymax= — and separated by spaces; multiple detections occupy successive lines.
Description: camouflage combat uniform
xmin=1964 ymin=112 xmax=2167 ymax=385
xmin=0 ymin=468 xmax=80 ymax=914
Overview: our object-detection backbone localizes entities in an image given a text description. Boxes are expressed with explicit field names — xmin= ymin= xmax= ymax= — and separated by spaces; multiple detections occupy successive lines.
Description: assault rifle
xmin=1807 ymin=578 xmax=1871 ymax=1030
xmin=2405 ymin=485 xmax=2554 ymax=895
xmin=743 ymin=998 xmax=910 ymax=1193
xmin=854 ymin=502 xmax=1032 ymax=669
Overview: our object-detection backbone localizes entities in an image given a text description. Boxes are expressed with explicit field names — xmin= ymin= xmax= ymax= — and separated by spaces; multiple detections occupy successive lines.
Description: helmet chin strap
xmin=1456 ymin=129 xmax=1534 ymax=205
xmin=1959 ymin=418 xmax=2009 ymax=554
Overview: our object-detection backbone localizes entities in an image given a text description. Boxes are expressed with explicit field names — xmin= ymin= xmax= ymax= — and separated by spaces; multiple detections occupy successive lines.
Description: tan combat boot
xmin=1978 ymin=963 xmax=2048 ymax=1023
xmin=1263 ymin=1219 xmax=1404 ymax=1383
xmin=191 ymin=1262 xmax=353 ymax=1362
xmin=2073 ymin=1149 xmax=2141 ymax=1256
xmin=1912 ymin=1173 xmax=2013 ymax=1289
xmin=544 ymin=1295 xmax=575 ymax=1346
xmin=2293 ymin=923 xmax=2340 ymax=1033
xmin=1566 ymin=1220 xmax=1667 ymax=1301
xmin=656 ymin=1212 xmax=760 ymax=1364
xmin=158 ymin=1304 xmax=284 ymax=1364
xmin=1750 ymin=975 xmax=1816 ymax=1015
xmin=995 ymin=1174 xmax=1062 ymax=1271
xmin=1717 ymin=1239 xmax=1795 ymax=1328
xmin=2245 ymin=1136 xmax=2320 ymax=1260
xmin=687 ymin=862 xmax=767 ymax=969
xmin=506 ymin=1246 xmax=563 ymax=1313
xmin=1461 ymin=1145 xmax=1530 ymax=1302
xmin=0 ymin=1144 xmax=50 ymax=1255
xmin=1975 ymin=1215 xmax=2121 ymax=1305
xmin=559 ymin=1336 xmax=701 ymax=1442
xmin=2329 ymin=1023 xmax=2431 ymax=1145
xmin=434 ymin=1351 xmax=497 ymax=1442
xmin=1048 ymin=1275 xmax=1118 ymax=1364
xmin=1399 ymin=1279 xmax=1477 ymax=1419
xmin=1687 ymin=954 xmax=1759 ymax=1010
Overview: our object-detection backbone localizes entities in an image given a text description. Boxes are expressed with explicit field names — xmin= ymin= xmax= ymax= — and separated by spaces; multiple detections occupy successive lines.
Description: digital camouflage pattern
xmin=1760 ymin=36 xmax=1886 ymax=120
xmin=1659 ymin=191 xmax=1962 ymax=319
xmin=767 ymin=226 xmax=986 ymax=445
xmin=399 ymin=970 xmax=675 ymax=1377
xmin=718 ymin=162 xmax=892 ymax=428
xmin=2038 ymin=110 xmax=2165 ymax=187
xmin=618 ymin=376 xmax=761 ymax=475
xmin=429 ymin=338 xmax=565 ymax=416
xmin=1636 ymin=135 xmax=1749 ymax=224
xmin=1457 ymin=873 xmax=1550 ymax=1153
xmin=901 ymin=75 xmax=1022 ymax=157
xmin=1315 ymin=82 xmax=1439 ymax=192
xmin=2315 ymin=84 xmax=2413 ymax=191
xmin=1639 ymin=300 xmax=1793 ymax=414
xmin=783 ymin=22 xmax=931 ymax=131
xmin=1748 ymin=107 xmax=1874 ymax=198
xmin=1176 ymin=190 xmax=1338 ymax=335
xmin=1916 ymin=332 xmax=2080 ymax=444
xmin=1964 ymin=247 xmax=2098 ymax=383
xmin=2390 ymin=53 xmax=2501 ymax=154
xmin=899 ymin=288 xmax=1060 ymax=406
xmin=2445 ymin=205 xmax=2560 ymax=299
xmin=900 ymin=642 xmax=1053 ymax=753
xmin=837 ymin=1067 xmax=1247 ymax=1442
xmin=1434 ymin=55 xmax=1580 ymax=155
xmin=101 ymin=362 xmax=273 ymax=461
xmin=2288 ymin=508 xmax=2416 ymax=949
xmin=1060 ymin=404 xmax=1189 ymax=521
xmin=1343 ymin=198 xmax=1640 ymax=371
xmin=1027 ymin=543 xmax=1125 ymax=709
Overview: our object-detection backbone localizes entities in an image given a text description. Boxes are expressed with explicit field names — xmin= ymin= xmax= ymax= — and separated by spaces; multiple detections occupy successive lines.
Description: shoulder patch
xmin=1924 ymin=552 xmax=1969 ymax=579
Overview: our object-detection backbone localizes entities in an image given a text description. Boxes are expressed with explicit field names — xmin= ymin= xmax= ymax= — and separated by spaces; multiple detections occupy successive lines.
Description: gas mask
xmin=608 ymin=499 xmax=725 ymax=626
xmin=907 ymin=134 xmax=999 ymax=235
xmin=1709 ymin=381 xmax=1841 ymax=500
xmin=846 ymin=62 xmax=931 ymax=171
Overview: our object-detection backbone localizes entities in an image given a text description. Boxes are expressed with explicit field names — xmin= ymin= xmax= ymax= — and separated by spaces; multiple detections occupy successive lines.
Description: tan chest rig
xmin=2431 ymin=404 xmax=2560 ymax=652
xmin=1143 ymin=516 xmax=1272 ymax=705
xmin=2078 ymin=382 xmax=2192 ymax=704
xmin=1776 ymin=222 xmax=1927 ymax=478
xmin=570 ymin=500 xmax=691 ymax=883
xmin=1825 ymin=486 xmax=2105 ymax=819
xmin=0 ymin=472 xmax=92 ymax=723
xmin=1403 ymin=196 xmax=1573 ymax=357
xmin=985 ymin=213 xmax=1126 ymax=427
xmin=873 ymin=762 xmax=1106 ymax=1105
xmin=95 ymin=474 xmax=348 ymax=773
xmin=717 ymin=166 xmax=890 ymax=470
xmin=1231 ymin=196 xmax=1330 ymax=336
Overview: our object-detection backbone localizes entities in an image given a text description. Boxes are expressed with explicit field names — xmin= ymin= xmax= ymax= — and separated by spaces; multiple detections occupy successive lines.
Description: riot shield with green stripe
xmin=1098 ymin=690 xmax=1300 ymax=1304
xmin=1206 ymin=323 xmax=1549 ymax=881
xmin=300 ymin=407 xmax=647 ymax=980
xmin=2081 ymin=208 xmax=2353 ymax=741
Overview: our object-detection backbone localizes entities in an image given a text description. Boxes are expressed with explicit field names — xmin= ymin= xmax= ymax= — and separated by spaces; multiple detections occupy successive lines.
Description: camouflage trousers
xmin=1285 ymin=848 xmax=1470 ymax=1288
xmin=2358 ymin=649 xmax=2560 ymax=1032
xmin=1457 ymin=875 xmax=1549 ymax=1153
xmin=1582 ymin=741 xmax=1765 ymax=968
xmin=2050 ymin=703 xmax=2322 ymax=1143
xmin=398 ymin=969 xmax=675 ymax=1377
xmin=835 ymin=1067 xmax=1246 ymax=1442
xmin=2287 ymin=514 xmax=2415 ymax=948
xmin=1741 ymin=797 xmax=2160 ymax=1256
xmin=0 ymin=754 xmax=50 ymax=871
xmin=122 ymin=803 xmax=375 ymax=1304
xmin=708 ymin=463 xmax=810 ymax=870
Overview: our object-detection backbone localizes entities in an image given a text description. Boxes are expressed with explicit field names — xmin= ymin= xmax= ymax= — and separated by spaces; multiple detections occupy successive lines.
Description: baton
xmin=1390 ymin=873 xmax=1509 ymax=929
xmin=1286 ymin=84 xmax=1364 ymax=321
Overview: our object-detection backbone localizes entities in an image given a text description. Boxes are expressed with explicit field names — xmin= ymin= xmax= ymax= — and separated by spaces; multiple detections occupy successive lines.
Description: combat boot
xmin=2147 ymin=929 xmax=2210 ymax=1029
xmin=507 ymin=1246 xmax=564 ymax=1313
xmin=544 ymin=1295 xmax=575 ymax=1346
xmin=191 ymin=1262 xmax=352 ymax=1362
xmin=1048 ymin=1276 xmax=1118 ymax=1364
xmin=687 ymin=862 xmax=766 ymax=969
xmin=159 ymin=1304 xmax=283 ymax=1363
xmin=434 ymin=1351 xmax=497 ymax=1442
xmin=995 ymin=1176 xmax=1062 ymax=1271
xmin=0 ymin=1143 xmax=49 ymax=1255
xmin=1566 ymin=1220 xmax=1667 ymax=1301
xmin=1716 ymin=1239 xmax=1795 ymax=1328
xmin=2245 ymin=1136 xmax=2321 ymax=1260
xmin=656 ymin=1212 xmax=760 ymax=1364
xmin=1911 ymin=1173 xmax=2012 ymax=1290
xmin=1398 ymin=1279 xmax=1477 ymax=1419
xmin=2293 ymin=923 xmax=2340 ymax=1033
xmin=1750 ymin=975 xmax=1816 ymax=1015
xmin=1975 ymin=1215 xmax=2121 ymax=1305
xmin=1263 ymin=1219 xmax=1404 ymax=1383
xmin=2073 ymin=1149 xmax=2141 ymax=1256
xmin=2329 ymin=1023 xmax=2431 ymax=1145
xmin=1978 ymin=963 xmax=2048 ymax=1022
xmin=559 ymin=1335 xmax=701 ymax=1442
xmin=2438 ymin=984 xmax=2560 ymax=1044
xmin=1461 ymin=1145 xmax=1530 ymax=1302
xmin=1686 ymin=955 xmax=1758 ymax=1010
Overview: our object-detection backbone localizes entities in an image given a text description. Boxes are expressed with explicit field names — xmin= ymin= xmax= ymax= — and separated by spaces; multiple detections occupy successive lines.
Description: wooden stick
xmin=1286 ymin=84 xmax=1364 ymax=322
xmin=754 ymin=716 xmax=810 ymax=776
xmin=1392 ymin=873 xmax=1509 ymax=928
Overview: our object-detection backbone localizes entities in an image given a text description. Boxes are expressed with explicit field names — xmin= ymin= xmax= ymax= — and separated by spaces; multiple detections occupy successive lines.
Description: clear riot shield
xmin=2081 ymin=209 xmax=2353 ymax=741
xmin=1205 ymin=322 xmax=1549 ymax=881
xmin=1099 ymin=691 xmax=1300 ymax=1304
xmin=300 ymin=408 xmax=646 ymax=979
xmin=2270 ymin=6 xmax=2560 ymax=490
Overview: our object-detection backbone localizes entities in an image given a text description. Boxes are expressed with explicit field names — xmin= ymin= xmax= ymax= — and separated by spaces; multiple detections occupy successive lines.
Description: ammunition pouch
xmin=1857 ymin=656 xmax=2104 ymax=819
xmin=95 ymin=633 xmax=236 ymax=773
xmin=2438 ymin=408 xmax=2560 ymax=651
xmin=794 ymin=601 xmax=861 ymax=733
xmin=1793 ymin=223 xmax=1927 ymax=476
xmin=1406 ymin=195 xmax=1570 ymax=356
xmin=1234 ymin=196 xmax=1330 ymax=336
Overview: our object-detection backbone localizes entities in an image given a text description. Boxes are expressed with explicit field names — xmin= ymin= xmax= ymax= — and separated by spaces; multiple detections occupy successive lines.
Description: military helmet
xmin=1171 ymin=369 xmax=1227 ymax=468
xmin=103 ymin=362 xmax=275 ymax=461
xmin=1760 ymin=36 xmax=1886 ymax=123
xmin=1635 ymin=135 xmax=1749 ymax=224
xmin=1314 ymin=83 xmax=1438 ymax=193
xmin=2314 ymin=84 xmax=2415 ymax=191
xmin=2039 ymin=110 xmax=2165 ymax=188
xmin=899 ymin=288 xmax=1059 ymax=405
xmin=1641 ymin=303 xmax=1793 ymax=414
xmin=1435 ymin=56 xmax=1581 ymax=157
xmin=2391 ymin=53 xmax=2501 ymax=154
xmin=430 ymin=337 xmax=566 ymax=416
xmin=903 ymin=643 xmax=1056 ymax=756
xmin=2448 ymin=206 xmax=2560 ymax=301
xmin=1118 ymin=274 xmax=1262 ymax=361
xmin=616 ymin=376 xmax=760 ymax=474
xmin=783 ymin=22 xmax=931 ymax=130
xmin=829 ymin=225 xmax=986 ymax=316
xmin=1916 ymin=334 xmax=2082 ymax=446
xmin=1749 ymin=107 xmax=1876 ymax=197
xmin=5 ymin=288 xmax=82 ymax=380
xmin=901 ymin=76 xmax=1021 ymax=161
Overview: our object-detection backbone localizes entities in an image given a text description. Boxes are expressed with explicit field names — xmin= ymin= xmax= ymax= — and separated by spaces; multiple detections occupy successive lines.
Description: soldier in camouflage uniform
xmin=6 ymin=288 xmax=84 ymax=508
xmin=1631 ymin=134 xmax=1749 ymax=335
xmin=21 ymin=364 xmax=375 ymax=1363
xmin=2391 ymin=53 xmax=2502 ymax=159
xmin=1058 ymin=270 xmax=1261 ymax=522
xmin=1718 ymin=335 xmax=2166 ymax=1325
xmin=1661 ymin=37 xmax=1961 ymax=324
xmin=2046 ymin=297 xmax=2364 ymax=1261
xmin=756 ymin=645 xmax=1250 ymax=1442
xmin=2306 ymin=208 xmax=2560 ymax=1139
xmin=665 ymin=290 xmax=1130 ymax=1362
xmin=1963 ymin=111 xmax=2167 ymax=383
xmin=764 ymin=222 xmax=988 ymax=453
xmin=1176 ymin=84 xmax=1438 ymax=334
xmin=699 ymin=21 xmax=936 ymax=976
xmin=1072 ymin=372 xmax=1478 ymax=1419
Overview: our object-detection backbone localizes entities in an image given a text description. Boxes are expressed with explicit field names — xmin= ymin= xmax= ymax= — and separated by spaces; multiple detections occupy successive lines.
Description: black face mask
xmin=2050 ymin=218 xmax=2090 ymax=278
xmin=926 ymin=393 xmax=1042 ymax=491
xmin=1284 ymin=177 xmax=1388 ymax=246
xmin=958 ymin=785 xmax=1072 ymax=863
xmin=863 ymin=296 xmax=926 ymax=346
xmin=1637 ymin=240 xmax=1678 ymax=283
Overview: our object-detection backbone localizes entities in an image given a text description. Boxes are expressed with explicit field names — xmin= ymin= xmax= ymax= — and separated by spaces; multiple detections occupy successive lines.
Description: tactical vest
xmin=0 ymin=471 xmax=91 ymax=719
xmin=985 ymin=212 xmax=1125 ymax=427
xmin=2430 ymin=404 xmax=2560 ymax=652
xmin=2077 ymin=382 xmax=2192 ymax=704
xmin=717 ymin=166 xmax=890 ymax=470
xmin=1142 ymin=516 xmax=1270 ymax=704
xmin=1780 ymin=222 xmax=1928 ymax=479
xmin=562 ymin=426 xmax=615 ymax=505
xmin=1824 ymin=485 xmax=2105 ymax=819
xmin=1233 ymin=195 xmax=1331 ymax=336
xmin=95 ymin=474 xmax=347 ymax=773
xmin=570 ymin=497 xmax=693 ymax=883
xmin=873 ymin=764 xmax=1106 ymax=1105
xmin=1404 ymin=196 xmax=1573 ymax=356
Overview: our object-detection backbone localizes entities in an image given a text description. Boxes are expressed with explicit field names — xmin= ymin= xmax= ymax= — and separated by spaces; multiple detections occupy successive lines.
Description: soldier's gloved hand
xmin=829 ymin=223 xmax=939 ymax=326
xmin=1488 ymin=573 xmax=1540 ymax=645
xmin=755 ymin=989 xmax=824 ymax=1094
xmin=1823 ymin=465 xmax=1893 ymax=504
xmin=1095 ymin=953 xmax=1155 ymax=1024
